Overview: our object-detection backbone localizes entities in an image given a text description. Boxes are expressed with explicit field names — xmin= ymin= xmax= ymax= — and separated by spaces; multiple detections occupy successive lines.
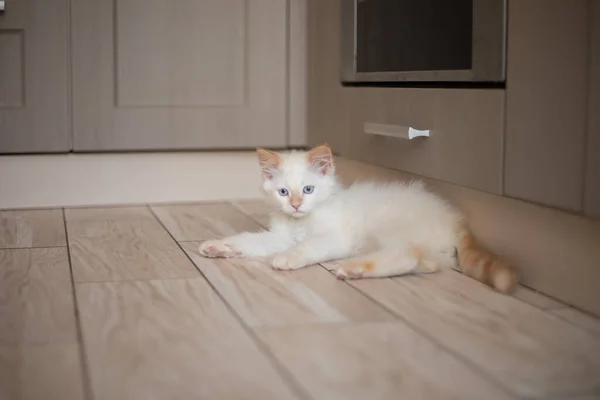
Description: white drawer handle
xmin=364 ymin=122 xmax=430 ymax=140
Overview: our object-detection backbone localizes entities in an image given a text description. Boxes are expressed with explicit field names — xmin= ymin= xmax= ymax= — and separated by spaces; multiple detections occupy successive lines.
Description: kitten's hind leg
xmin=334 ymin=244 xmax=437 ymax=280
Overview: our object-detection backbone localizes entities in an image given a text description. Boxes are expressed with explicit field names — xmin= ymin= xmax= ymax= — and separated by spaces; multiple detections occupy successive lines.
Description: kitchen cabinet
xmin=584 ymin=1 xmax=600 ymax=218
xmin=504 ymin=0 xmax=589 ymax=211
xmin=1 ymin=0 xmax=292 ymax=154
xmin=0 ymin=0 xmax=70 ymax=153
xmin=71 ymin=0 xmax=288 ymax=151
xmin=308 ymin=0 xmax=598 ymax=207
xmin=307 ymin=0 xmax=504 ymax=194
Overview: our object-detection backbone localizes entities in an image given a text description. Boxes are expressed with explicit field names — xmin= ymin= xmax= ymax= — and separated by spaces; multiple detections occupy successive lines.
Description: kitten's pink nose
xmin=291 ymin=202 xmax=301 ymax=210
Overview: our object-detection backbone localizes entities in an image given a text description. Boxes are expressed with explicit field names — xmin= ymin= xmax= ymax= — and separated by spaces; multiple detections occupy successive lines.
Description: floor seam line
xmin=62 ymin=208 xmax=96 ymax=400
xmin=228 ymin=201 xmax=271 ymax=228
xmin=317 ymin=263 xmax=519 ymax=399
xmin=146 ymin=205 xmax=315 ymax=400
xmin=0 ymin=245 xmax=68 ymax=250
xmin=72 ymin=274 xmax=203 ymax=285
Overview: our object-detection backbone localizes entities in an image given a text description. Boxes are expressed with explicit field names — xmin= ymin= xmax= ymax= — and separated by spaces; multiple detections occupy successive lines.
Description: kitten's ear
xmin=307 ymin=143 xmax=334 ymax=175
xmin=256 ymin=148 xmax=281 ymax=179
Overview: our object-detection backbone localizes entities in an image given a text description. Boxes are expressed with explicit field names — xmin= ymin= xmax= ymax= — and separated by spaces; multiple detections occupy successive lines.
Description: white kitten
xmin=199 ymin=144 xmax=518 ymax=293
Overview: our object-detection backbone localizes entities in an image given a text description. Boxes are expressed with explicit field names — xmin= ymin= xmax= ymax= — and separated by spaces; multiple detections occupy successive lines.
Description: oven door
xmin=341 ymin=0 xmax=507 ymax=84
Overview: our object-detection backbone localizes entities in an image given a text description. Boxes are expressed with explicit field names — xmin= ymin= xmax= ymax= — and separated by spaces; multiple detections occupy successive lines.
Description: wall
xmin=0 ymin=152 xmax=263 ymax=209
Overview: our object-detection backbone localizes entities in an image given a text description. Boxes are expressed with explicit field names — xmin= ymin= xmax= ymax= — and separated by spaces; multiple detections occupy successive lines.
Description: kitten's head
xmin=256 ymin=144 xmax=337 ymax=217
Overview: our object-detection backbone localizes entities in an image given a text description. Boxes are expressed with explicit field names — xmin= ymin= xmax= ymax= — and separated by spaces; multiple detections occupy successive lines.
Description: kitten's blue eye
xmin=303 ymin=185 xmax=314 ymax=194
xmin=278 ymin=188 xmax=289 ymax=196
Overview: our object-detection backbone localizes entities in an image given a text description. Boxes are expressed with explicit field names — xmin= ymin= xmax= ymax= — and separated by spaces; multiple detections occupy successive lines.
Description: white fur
xmin=199 ymin=148 xmax=464 ymax=278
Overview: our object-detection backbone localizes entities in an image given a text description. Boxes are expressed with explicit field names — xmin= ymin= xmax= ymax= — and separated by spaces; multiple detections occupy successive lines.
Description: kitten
xmin=198 ymin=144 xmax=518 ymax=293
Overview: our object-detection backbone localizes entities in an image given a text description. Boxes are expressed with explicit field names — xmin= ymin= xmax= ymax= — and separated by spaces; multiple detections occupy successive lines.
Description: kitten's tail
xmin=455 ymin=225 xmax=518 ymax=293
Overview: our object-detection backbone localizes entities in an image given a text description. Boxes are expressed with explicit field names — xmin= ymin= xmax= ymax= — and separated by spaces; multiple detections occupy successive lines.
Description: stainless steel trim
xmin=340 ymin=0 xmax=356 ymax=82
xmin=348 ymin=69 xmax=476 ymax=83
xmin=341 ymin=0 xmax=507 ymax=83
xmin=364 ymin=122 xmax=430 ymax=140
xmin=471 ymin=0 xmax=507 ymax=81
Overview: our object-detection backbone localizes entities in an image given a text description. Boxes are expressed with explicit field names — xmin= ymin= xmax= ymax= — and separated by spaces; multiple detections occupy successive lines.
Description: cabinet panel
xmin=0 ymin=0 xmax=70 ymax=153
xmin=348 ymin=88 xmax=504 ymax=194
xmin=584 ymin=1 xmax=600 ymax=218
xmin=307 ymin=0 xmax=503 ymax=194
xmin=504 ymin=0 xmax=588 ymax=211
xmin=117 ymin=0 xmax=244 ymax=108
xmin=0 ymin=32 xmax=23 ymax=107
xmin=72 ymin=0 xmax=287 ymax=151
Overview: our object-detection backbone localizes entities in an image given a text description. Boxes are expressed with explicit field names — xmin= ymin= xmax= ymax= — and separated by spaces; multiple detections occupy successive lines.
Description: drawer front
xmin=313 ymin=87 xmax=505 ymax=194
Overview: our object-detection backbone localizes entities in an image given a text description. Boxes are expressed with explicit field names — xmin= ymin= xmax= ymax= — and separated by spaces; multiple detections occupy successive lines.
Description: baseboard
xmin=335 ymin=157 xmax=600 ymax=317
xmin=0 ymin=152 xmax=263 ymax=209
xmin=3 ymin=151 xmax=598 ymax=316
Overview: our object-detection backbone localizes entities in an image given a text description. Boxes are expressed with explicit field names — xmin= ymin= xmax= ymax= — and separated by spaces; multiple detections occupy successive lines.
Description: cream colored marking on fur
xmin=290 ymin=192 xmax=303 ymax=209
xmin=306 ymin=144 xmax=333 ymax=175
xmin=362 ymin=261 xmax=375 ymax=271
xmin=256 ymin=148 xmax=281 ymax=179
xmin=409 ymin=244 xmax=424 ymax=261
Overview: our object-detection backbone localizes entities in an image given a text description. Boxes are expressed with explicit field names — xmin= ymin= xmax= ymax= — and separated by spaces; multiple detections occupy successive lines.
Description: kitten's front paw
xmin=198 ymin=240 xmax=243 ymax=258
xmin=271 ymin=253 xmax=307 ymax=270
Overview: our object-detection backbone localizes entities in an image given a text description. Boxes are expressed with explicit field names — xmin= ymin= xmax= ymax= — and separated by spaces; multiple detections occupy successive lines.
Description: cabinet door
xmin=0 ymin=0 xmax=70 ymax=153
xmin=71 ymin=0 xmax=287 ymax=151
xmin=585 ymin=1 xmax=600 ymax=218
xmin=504 ymin=0 xmax=589 ymax=211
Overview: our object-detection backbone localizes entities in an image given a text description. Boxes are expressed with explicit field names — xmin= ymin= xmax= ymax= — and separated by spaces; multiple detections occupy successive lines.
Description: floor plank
xmin=151 ymin=203 xmax=262 ymax=242
xmin=4 ymin=202 xmax=597 ymax=400
xmin=231 ymin=200 xmax=273 ymax=227
xmin=65 ymin=207 xmax=199 ymax=282
xmin=0 ymin=209 xmax=66 ymax=249
xmin=345 ymin=271 xmax=600 ymax=399
xmin=551 ymin=307 xmax=600 ymax=336
xmin=182 ymin=242 xmax=393 ymax=327
xmin=258 ymin=322 xmax=513 ymax=400
xmin=0 ymin=248 xmax=77 ymax=345
xmin=511 ymin=285 xmax=567 ymax=310
xmin=76 ymin=278 xmax=301 ymax=400
xmin=0 ymin=344 xmax=85 ymax=400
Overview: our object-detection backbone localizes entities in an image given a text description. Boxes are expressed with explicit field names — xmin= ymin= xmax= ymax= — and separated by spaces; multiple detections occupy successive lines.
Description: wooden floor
xmin=1 ymin=202 xmax=599 ymax=400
